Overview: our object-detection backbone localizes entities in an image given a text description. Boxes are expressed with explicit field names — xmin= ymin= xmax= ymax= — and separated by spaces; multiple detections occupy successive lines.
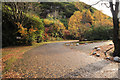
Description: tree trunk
xmin=112 ymin=13 xmax=120 ymax=57
xmin=109 ymin=0 xmax=120 ymax=57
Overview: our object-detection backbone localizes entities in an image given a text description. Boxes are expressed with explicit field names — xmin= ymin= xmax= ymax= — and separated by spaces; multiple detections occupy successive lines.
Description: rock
xmin=109 ymin=43 xmax=113 ymax=45
xmin=94 ymin=46 xmax=98 ymax=49
xmin=113 ymin=56 xmax=120 ymax=62
xmin=66 ymin=44 xmax=70 ymax=46
xmin=96 ymin=54 xmax=100 ymax=57
xmin=85 ymin=43 xmax=88 ymax=45
xmin=76 ymin=43 xmax=79 ymax=46
xmin=96 ymin=48 xmax=101 ymax=51
xmin=92 ymin=52 xmax=96 ymax=55
xmin=106 ymin=57 xmax=111 ymax=60
xmin=84 ymin=39 xmax=87 ymax=41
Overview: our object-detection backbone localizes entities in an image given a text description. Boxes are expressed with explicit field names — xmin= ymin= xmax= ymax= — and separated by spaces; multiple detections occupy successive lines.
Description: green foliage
xmin=2 ymin=3 xmax=45 ymax=47
xmin=84 ymin=26 xmax=113 ymax=40
xmin=43 ymin=17 xmax=66 ymax=40
xmin=25 ymin=13 xmax=45 ymax=43
xmin=2 ymin=2 xmax=113 ymax=47
xmin=40 ymin=2 xmax=79 ymax=18
xmin=4 ymin=56 xmax=17 ymax=72
xmin=60 ymin=19 xmax=68 ymax=29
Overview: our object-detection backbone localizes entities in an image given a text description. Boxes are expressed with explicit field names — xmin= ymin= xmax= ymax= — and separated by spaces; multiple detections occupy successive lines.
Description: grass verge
xmin=74 ymin=40 xmax=108 ymax=44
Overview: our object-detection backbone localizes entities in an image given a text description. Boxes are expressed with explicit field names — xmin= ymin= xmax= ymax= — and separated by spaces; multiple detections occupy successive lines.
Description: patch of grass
xmin=74 ymin=40 xmax=108 ymax=44
xmin=3 ymin=56 xmax=17 ymax=73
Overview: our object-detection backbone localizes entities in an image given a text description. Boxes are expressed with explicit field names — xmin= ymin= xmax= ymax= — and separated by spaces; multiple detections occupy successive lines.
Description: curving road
xmin=9 ymin=41 xmax=118 ymax=78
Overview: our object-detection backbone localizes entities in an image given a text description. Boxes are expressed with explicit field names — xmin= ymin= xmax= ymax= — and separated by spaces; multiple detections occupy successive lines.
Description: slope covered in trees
xmin=2 ymin=2 xmax=113 ymax=47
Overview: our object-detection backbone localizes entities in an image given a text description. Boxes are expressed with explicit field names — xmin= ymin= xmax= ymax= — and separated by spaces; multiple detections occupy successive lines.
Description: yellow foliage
xmin=16 ymin=22 xmax=37 ymax=37
xmin=82 ymin=10 xmax=93 ymax=24
xmin=54 ymin=20 xmax=66 ymax=31
xmin=16 ymin=23 xmax=28 ymax=37
xmin=29 ymin=26 xmax=37 ymax=34
xmin=44 ymin=19 xmax=53 ymax=25
xmin=44 ymin=18 xmax=66 ymax=33
xmin=93 ymin=11 xmax=113 ymax=27
xmin=68 ymin=11 xmax=82 ymax=32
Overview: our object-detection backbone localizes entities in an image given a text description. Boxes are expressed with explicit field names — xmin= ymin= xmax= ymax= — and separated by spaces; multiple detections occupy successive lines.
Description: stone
xmin=85 ymin=43 xmax=88 ymax=45
xmin=92 ymin=52 xmax=96 ymax=55
xmin=94 ymin=46 xmax=98 ymax=49
xmin=76 ymin=43 xmax=79 ymax=46
xmin=96 ymin=48 xmax=101 ymax=51
xmin=66 ymin=44 xmax=70 ymax=46
xmin=109 ymin=43 xmax=113 ymax=45
xmin=113 ymin=56 xmax=120 ymax=62
xmin=106 ymin=57 xmax=111 ymax=60
xmin=84 ymin=39 xmax=87 ymax=41
xmin=96 ymin=54 xmax=100 ymax=57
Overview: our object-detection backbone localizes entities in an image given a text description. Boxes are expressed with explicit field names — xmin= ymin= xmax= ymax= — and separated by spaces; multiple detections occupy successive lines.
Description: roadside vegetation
xmin=2 ymin=2 xmax=113 ymax=47
xmin=2 ymin=2 xmax=116 ymax=74
xmin=73 ymin=40 xmax=108 ymax=44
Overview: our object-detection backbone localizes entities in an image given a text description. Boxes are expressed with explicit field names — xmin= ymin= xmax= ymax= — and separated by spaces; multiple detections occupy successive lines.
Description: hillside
xmin=2 ymin=2 xmax=113 ymax=47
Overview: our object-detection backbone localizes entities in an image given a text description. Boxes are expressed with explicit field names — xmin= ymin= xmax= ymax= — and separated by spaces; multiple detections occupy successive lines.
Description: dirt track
xmin=4 ymin=41 xmax=119 ymax=78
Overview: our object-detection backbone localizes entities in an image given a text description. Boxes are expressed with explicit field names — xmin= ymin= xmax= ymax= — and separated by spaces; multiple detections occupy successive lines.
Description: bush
xmin=25 ymin=13 xmax=45 ymax=43
xmin=43 ymin=18 xmax=66 ymax=39
xmin=2 ymin=4 xmax=45 ymax=47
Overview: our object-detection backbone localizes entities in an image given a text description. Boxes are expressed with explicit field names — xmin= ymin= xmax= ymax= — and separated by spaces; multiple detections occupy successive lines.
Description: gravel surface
xmin=3 ymin=41 xmax=119 ymax=78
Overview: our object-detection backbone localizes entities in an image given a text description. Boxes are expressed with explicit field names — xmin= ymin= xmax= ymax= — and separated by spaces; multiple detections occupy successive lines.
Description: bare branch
xmin=109 ymin=0 xmax=114 ymax=15
xmin=115 ymin=0 xmax=119 ymax=15
xmin=90 ymin=0 xmax=111 ymax=8
xmin=102 ymin=3 xmax=110 ymax=8
xmin=90 ymin=0 xmax=102 ymax=6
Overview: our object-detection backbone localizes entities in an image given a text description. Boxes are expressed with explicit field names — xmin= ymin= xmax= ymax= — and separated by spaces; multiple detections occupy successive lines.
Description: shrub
xmin=43 ymin=18 xmax=66 ymax=39
xmin=25 ymin=13 xmax=45 ymax=43
xmin=2 ymin=4 xmax=45 ymax=47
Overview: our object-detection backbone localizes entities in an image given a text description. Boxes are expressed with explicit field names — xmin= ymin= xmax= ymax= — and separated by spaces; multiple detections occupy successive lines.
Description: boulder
xmin=76 ymin=43 xmax=79 ymax=46
xmin=66 ymin=44 xmax=70 ymax=46
xmin=92 ymin=52 xmax=96 ymax=55
xmin=109 ymin=43 xmax=113 ymax=45
xmin=113 ymin=56 xmax=120 ymax=62
xmin=96 ymin=48 xmax=101 ymax=51
xmin=94 ymin=46 xmax=98 ymax=49
xmin=106 ymin=57 xmax=111 ymax=60
xmin=85 ymin=43 xmax=88 ymax=45
xmin=96 ymin=54 xmax=100 ymax=57
xmin=84 ymin=39 xmax=87 ymax=41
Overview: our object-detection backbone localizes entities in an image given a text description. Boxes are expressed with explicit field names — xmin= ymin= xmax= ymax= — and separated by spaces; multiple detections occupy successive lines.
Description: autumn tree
xmin=93 ymin=10 xmax=113 ymax=27
xmin=44 ymin=16 xmax=66 ymax=39
xmin=68 ymin=11 xmax=90 ymax=40
xmin=2 ymin=3 xmax=45 ymax=46
xmin=68 ymin=11 xmax=82 ymax=39
xmin=82 ymin=10 xmax=94 ymax=25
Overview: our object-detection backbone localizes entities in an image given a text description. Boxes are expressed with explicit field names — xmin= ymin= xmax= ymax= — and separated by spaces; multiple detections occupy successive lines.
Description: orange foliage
xmin=93 ymin=10 xmax=113 ymax=27
xmin=82 ymin=10 xmax=93 ymax=24
xmin=16 ymin=22 xmax=37 ymax=38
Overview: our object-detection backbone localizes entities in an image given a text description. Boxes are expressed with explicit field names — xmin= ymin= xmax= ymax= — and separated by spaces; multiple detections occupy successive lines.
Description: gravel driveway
xmin=5 ymin=41 xmax=119 ymax=78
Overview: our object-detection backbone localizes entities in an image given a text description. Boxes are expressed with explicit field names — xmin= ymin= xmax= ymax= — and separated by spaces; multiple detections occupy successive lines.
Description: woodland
xmin=2 ymin=2 xmax=113 ymax=47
